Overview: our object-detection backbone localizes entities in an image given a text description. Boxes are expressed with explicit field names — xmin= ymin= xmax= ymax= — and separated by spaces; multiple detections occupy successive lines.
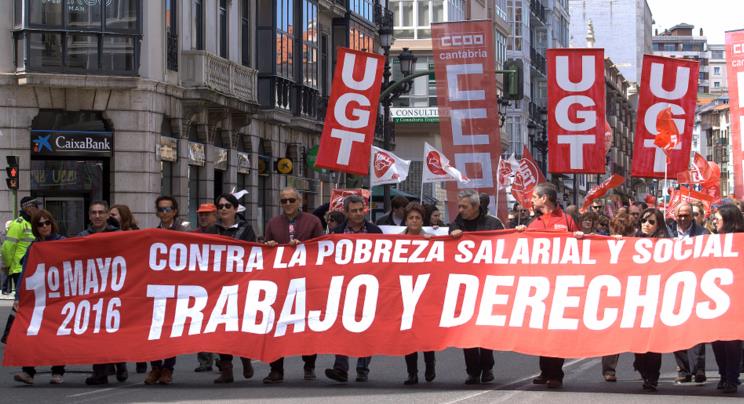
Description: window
xmin=713 ymin=66 xmax=721 ymax=75
xmin=14 ymin=0 xmax=141 ymax=75
xmin=349 ymin=21 xmax=375 ymax=52
xmin=241 ymin=0 xmax=250 ymax=66
xmin=714 ymin=81 xmax=720 ymax=88
xmin=219 ymin=0 xmax=228 ymax=58
xmin=302 ymin=0 xmax=318 ymax=89
xmin=349 ymin=0 xmax=374 ymax=22
xmin=192 ymin=0 xmax=204 ymax=50
xmin=166 ymin=0 xmax=178 ymax=70
xmin=711 ymin=50 xmax=724 ymax=59
xmin=276 ymin=0 xmax=294 ymax=79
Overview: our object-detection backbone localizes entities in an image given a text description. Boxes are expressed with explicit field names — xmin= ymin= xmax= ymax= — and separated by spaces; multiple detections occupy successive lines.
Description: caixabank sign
xmin=31 ymin=130 xmax=113 ymax=157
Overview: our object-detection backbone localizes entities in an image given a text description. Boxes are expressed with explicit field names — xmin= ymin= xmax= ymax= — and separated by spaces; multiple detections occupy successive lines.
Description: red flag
xmin=702 ymin=162 xmax=722 ymax=202
xmin=511 ymin=146 xmax=545 ymax=210
xmin=653 ymin=107 xmax=681 ymax=157
xmin=329 ymin=188 xmax=371 ymax=212
xmin=580 ymin=175 xmax=625 ymax=213
xmin=677 ymin=152 xmax=712 ymax=184
xmin=725 ymin=30 xmax=744 ymax=199
xmin=666 ymin=186 xmax=714 ymax=219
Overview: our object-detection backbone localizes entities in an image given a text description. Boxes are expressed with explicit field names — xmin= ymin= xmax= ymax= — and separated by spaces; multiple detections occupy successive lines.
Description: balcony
xmin=181 ymin=50 xmax=258 ymax=105
xmin=530 ymin=0 xmax=547 ymax=25
xmin=530 ymin=47 xmax=547 ymax=76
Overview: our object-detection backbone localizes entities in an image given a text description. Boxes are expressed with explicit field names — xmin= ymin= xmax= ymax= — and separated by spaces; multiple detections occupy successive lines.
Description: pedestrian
xmin=210 ymin=193 xmax=256 ymax=384
xmin=710 ymin=204 xmax=743 ymax=394
xmin=691 ymin=202 xmax=706 ymax=228
xmin=145 ymin=196 xmax=188 ymax=385
xmin=578 ymin=211 xmax=598 ymax=234
xmin=424 ymin=204 xmax=445 ymax=227
xmin=75 ymin=201 xmax=127 ymax=385
xmin=110 ymin=204 xmax=140 ymax=231
xmin=12 ymin=209 xmax=66 ymax=385
xmin=263 ymin=187 xmax=324 ymax=384
xmin=450 ymin=190 xmax=504 ymax=385
xmin=400 ymin=202 xmax=436 ymax=385
xmin=2 ymin=197 xmax=39 ymax=297
xmin=600 ymin=213 xmax=637 ymax=382
xmin=634 ymin=208 xmax=670 ymax=392
xmin=325 ymin=195 xmax=380 ymax=383
xmin=516 ymin=183 xmax=578 ymax=389
xmin=628 ymin=203 xmax=642 ymax=231
xmin=324 ymin=210 xmax=345 ymax=234
xmin=375 ymin=196 xmax=408 ymax=226
xmin=190 ymin=202 xmax=218 ymax=373
xmin=596 ymin=214 xmax=610 ymax=235
xmin=669 ymin=202 xmax=709 ymax=384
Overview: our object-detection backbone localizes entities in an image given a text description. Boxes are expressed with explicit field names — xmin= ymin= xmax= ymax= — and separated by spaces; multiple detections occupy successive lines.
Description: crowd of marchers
xmin=1 ymin=184 xmax=742 ymax=394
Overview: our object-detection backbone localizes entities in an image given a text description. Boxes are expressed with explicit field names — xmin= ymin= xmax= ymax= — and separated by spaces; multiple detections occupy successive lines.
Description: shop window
xmin=192 ymin=0 xmax=205 ymax=50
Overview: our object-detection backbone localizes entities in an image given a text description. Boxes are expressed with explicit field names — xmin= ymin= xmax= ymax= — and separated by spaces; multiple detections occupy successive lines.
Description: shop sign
xmin=188 ymin=142 xmax=205 ymax=166
xmin=159 ymin=137 xmax=178 ymax=162
xmin=391 ymin=107 xmax=439 ymax=123
xmin=214 ymin=147 xmax=228 ymax=171
xmin=258 ymin=155 xmax=270 ymax=176
xmin=237 ymin=152 xmax=251 ymax=174
xmin=31 ymin=130 xmax=113 ymax=157
xmin=276 ymin=158 xmax=293 ymax=175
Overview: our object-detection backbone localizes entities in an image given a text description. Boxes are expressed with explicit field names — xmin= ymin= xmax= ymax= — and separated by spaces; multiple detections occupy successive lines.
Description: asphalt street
xmin=0 ymin=300 xmax=740 ymax=403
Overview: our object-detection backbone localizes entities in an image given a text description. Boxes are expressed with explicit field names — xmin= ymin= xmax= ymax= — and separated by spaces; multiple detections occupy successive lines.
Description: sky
xmin=646 ymin=0 xmax=744 ymax=44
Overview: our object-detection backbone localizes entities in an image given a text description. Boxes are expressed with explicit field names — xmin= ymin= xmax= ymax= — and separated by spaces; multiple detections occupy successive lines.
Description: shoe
xmin=106 ymin=364 xmax=116 ymax=376
xmin=642 ymin=379 xmax=658 ymax=392
xmin=136 ymin=362 xmax=147 ymax=374
xmin=424 ymin=365 xmax=436 ymax=382
xmin=674 ymin=374 xmax=692 ymax=384
xmin=116 ymin=364 xmax=128 ymax=382
xmin=355 ymin=372 xmax=368 ymax=382
xmin=465 ymin=374 xmax=480 ymax=385
xmin=532 ymin=375 xmax=548 ymax=384
xmin=14 ymin=372 xmax=33 ymax=385
xmin=85 ymin=374 xmax=109 ymax=385
xmin=694 ymin=372 xmax=707 ymax=383
xmin=723 ymin=382 xmax=738 ymax=394
xmin=404 ymin=373 xmax=418 ymax=385
xmin=241 ymin=358 xmax=254 ymax=379
xmin=481 ymin=370 xmax=495 ymax=384
xmin=50 ymin=374 xmax=63 ymax=384
xmin=718 ymin=379 xmax=726 ymax=390
xmin=194 ymin=365 xmax=213 ymax=372
xmin=603 ymin=373 xmax=617 ymax=382
xmin=547 ymin=379 xmax=563 ymax=389
xmin=304 ymin=368 xmax=316 ymax=380
xmin=158 ymin=368 xmax=173 ymax=385
xmin=213 ymin=361 xmax=234 ymax=384
xmin=263 ymin=370 xmax=284 ymax=384
xmin=325 ymin=368 xmax=348 ymax=383
xmin=144 ymin=368 xmax=162 ymax=385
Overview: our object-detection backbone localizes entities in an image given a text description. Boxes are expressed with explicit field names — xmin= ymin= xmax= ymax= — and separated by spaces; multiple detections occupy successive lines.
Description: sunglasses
xmin=217 ymin=203 xmax=233 ymax=210
xmin=157 ymin=207 xmax=174 ymax=213
xmin=280 ymin=198 xmax=297 ymax=204
xmin=641 ymin=218 xmax=656 ymax=225
xmin=37 ymin=220 xmax=51 ymax=228
xmin=677 ymin=214 xmax=691 ymax=219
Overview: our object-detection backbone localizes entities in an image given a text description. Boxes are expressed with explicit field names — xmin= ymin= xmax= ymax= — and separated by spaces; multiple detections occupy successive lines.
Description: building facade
xmin=697 ymin=98 xmax=733 ymax=196
xmin=708 ymin=44 xmax=727 ymax=94
xmin=652 ymin=23 xmax=709 ymax=94
xmin=1 ymin=0 xmax=381 ymax=235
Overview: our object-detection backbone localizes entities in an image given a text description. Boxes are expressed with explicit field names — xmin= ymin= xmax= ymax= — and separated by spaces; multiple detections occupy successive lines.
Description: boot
xmin=424 ymin=362 xmax=436 ymax=382
xmin=158 ymin=368 xmax=173 ymax=385
xmin=115 ymin=363 xmax=128 ymax=382
xmin=404 ymin=373 xmax=418 ymax=385
xmin=240 ymin=357 xmax=254 ymax=379
xmin=144 ymin=367 xmax=162 ymax=385
xmin=213 ymin=361 xmax=234 ymax=384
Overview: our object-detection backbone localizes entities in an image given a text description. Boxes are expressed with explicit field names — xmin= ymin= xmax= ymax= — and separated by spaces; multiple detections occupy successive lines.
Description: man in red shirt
xmin=517 ymin=183 xmax=579 ymax=389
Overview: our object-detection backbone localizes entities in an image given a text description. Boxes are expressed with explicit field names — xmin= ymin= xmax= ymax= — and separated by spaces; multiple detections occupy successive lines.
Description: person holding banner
xmin=375 ymin=196 xmax=408 ymax=226
xmin=516 ymin=183 xmax=579 ymax=389
xmin=711 ymin=204 xmax=744 ymax=394
xmin=11 ymin=210 xmax=66 ymax=385
xmin=325 ymin=195 xmax=381 ymax=383
xmin=264 ymin=187 xmax=324 ymax=384
xmin=449 ymin=190 xmax=503 ymax=385
xmin=400 ymin=202 xmax=436 ymax=385
xmin=210 ymin=193 xmax=257 ymax=384
xmin=634 ymin=208 xmax=670 ymax=392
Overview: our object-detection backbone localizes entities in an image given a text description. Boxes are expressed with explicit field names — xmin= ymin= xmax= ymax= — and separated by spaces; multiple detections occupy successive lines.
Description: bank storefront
xmin=30 ymin=110 xmax=112 ymax=236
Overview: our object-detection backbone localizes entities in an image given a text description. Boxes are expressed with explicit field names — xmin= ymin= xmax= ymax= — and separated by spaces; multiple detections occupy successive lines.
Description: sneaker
xmin=694 ymin=372 xmax=707 ymax=383
xmin=603 ymin=373 xmax=617 ymax=382
xmin=263 ymin=370 xmax=284 ymax=384
xmin=14 ymin=372 xmax=34 ymax=385
xmin=465 ymin=374 xmax=480 ymax=385
xmin=304 ymin=368 xmax=316 ymax=380
xmin=324 ymin=368 xmax=348 ymax=383
xmin=194 ymin=365 xmax=213 ymax=372
xmin=158 ymin=368 xmax=173 ymax=385
xmin=50 ymin=374 xmax=64 ymax=384
xmin=144 ymin=368 xmax=162 ymax=385
xmin=355 ymin=372 xmax=368 ymax=382
xmin=547 ymin=379 xmax=563 ymax=389
xmin=674 ymin=374 xmax=692 ymax=384
xmin=481 ymin=370 xmax=495 ymax=384
xmin=532 ymin=375 xmax=548 ymax=384
xmin=642 ymin=379 xmax=658 ymax=392
xmin=723 ymin=382 xmax=738 ymax=394
xmin=718 ymin=379 xmax=727 ymax=390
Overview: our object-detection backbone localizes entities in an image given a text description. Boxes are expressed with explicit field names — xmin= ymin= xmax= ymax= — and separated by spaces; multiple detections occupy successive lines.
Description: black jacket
xmin=668 ymin=221 xmax=709 ymax=238
xmin=375 ymin=213 xmax=404 ymax=226
xmin=449 ymin=212 xmax=505 ymax=233
xmin=332 ymin=220 xmax=383 ymax=234
xmin=211 ymin=217 xmax=257 ymax=242
xmin=77 ymin=224 xmax=119 ymax=237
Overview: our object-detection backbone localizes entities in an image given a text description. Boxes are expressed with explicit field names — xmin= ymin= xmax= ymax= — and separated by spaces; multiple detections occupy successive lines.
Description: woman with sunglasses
xmin=711 ymin=205 xmax=743 ymax=393
xmin=212 ymin=193 xmax=257 ymax=384
xmin=578 ymin=211 xmax=598 ymax=235
xmin=633 ymin=208 xmax=670 ymax=391
xmin=400 ymin=203 xmax=436 ymax=385
xmin=11 ymin=210 xmax=65 ymax=385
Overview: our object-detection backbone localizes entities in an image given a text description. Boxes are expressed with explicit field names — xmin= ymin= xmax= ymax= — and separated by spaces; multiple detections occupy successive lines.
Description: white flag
xmin=421 ymin=142 xmax=470 ymax=184
xmin=370 ymin=146 xmax=411 ymax=186
xmin=497 ymin=153 xmax=520 ymax=190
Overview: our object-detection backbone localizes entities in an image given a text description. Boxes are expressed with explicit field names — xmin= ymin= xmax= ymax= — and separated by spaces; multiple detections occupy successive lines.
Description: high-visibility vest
xmin=1 ymin=216 xmax=34 ymax=275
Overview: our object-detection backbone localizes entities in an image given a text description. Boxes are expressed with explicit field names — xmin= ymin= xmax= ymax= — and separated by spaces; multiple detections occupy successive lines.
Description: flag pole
xmin=663 ymin=155 xmax=669 ymax=213
xmin=495 ymin=155 xmax=502 ymax=219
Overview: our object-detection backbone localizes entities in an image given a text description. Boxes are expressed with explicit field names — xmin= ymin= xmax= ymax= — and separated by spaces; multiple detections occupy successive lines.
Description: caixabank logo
xmin=32 ymin=131 xmax=112 ymax=156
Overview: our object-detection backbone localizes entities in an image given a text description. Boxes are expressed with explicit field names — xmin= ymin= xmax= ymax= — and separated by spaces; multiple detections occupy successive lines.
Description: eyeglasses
xmin=641 ymin=218 xmax=656 ymax=225
xmin=217 ymin=203 xmax=233 ymax=210
xmin=157 ymin=207 xmax=174 ymax=213
xmin=677 ymin=214 xmax=691 ymax=219
xmin=280 ymin=198 xmax=297 ymax=204
xmin=37 ymin=220 xmax=51 ymax=228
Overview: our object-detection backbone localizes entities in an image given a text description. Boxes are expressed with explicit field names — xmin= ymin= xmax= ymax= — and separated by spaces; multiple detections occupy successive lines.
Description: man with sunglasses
xmin=669 ymin=202 xmax=709 ymax=384
xmin=263 ymin=187 xmax=323 ymax=383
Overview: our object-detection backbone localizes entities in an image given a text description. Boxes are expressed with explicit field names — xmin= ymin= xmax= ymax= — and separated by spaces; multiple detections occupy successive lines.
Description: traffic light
xmin=5 ymin=156 xmax=18 ymax=190
xmin=503 ymin=59 xmax=524 ymax=101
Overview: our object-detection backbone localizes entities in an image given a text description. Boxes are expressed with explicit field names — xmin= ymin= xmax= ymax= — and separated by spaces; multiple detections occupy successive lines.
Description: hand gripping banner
xmin=546 ymin=48 xmax=606 ymax=174
xmin=631 ymin=55 xmax=699 ymax=178
xmin=5 ymin=229 xmax=744 ymax=366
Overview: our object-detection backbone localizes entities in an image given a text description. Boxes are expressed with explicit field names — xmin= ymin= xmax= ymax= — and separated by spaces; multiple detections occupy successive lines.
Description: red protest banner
xmin=315 ymin=48 xmax=384 ymax=175
xmin=432 ymin=21 xmax=504 ymax=219
xmin=511 ymin=146 xmax=545 ymax=210
xmin=329 ymin=188 xmax=371 ymax=212
xmin=632 ymin=55 xmax=699 ymax=178
xmin=546 ymin=48 xmax=606 ymax=174
xmin=725 ymin=30 xmax=744 ymax=197
xmin=580 ymin=174 xmax=625 ymax=214
xmin=7 ymin=229 xmax=744 ymax=367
